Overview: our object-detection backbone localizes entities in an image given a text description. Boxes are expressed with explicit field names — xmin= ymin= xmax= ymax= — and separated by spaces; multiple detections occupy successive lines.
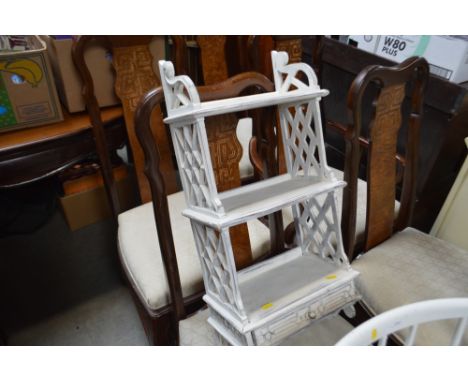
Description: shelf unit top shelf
xmin=164 ymin=88 xmax=329 ymax=124
xmin=183 ymin=173 xmax=345 ymax=229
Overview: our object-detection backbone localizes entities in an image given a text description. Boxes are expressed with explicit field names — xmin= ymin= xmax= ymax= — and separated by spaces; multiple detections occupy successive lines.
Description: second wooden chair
xmin=344 ymin=56 xmax=468 ymax=345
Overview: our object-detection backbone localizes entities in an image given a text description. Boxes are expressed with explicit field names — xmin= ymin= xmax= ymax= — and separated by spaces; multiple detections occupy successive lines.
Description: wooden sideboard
xmin=303 ymin=37 xmax=468 ymax=232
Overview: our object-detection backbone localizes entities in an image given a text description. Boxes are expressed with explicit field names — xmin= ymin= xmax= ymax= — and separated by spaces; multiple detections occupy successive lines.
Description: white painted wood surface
xmin=183 ymin=175 xmax=346 ymax=229
xmin=163 ymin=89 xmax=329 ymax=124
xmin=159 ymin=51 xmax=360 ymax=345
xmin=336 ymin=298 xmax=468 ymax=346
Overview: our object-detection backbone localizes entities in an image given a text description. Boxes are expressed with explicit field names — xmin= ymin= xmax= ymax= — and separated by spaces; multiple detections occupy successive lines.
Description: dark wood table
xmin=0 ymin=106 xmax=126 ymax=188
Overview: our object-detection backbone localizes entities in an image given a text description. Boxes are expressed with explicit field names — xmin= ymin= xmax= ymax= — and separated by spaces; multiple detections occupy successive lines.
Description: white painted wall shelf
xmin=159 ymin=51 xmax=360 ymax=346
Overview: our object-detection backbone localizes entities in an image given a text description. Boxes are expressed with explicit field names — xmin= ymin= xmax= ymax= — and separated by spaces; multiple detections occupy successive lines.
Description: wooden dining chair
xmin=343 ymin=56 xmax=468 ymax=345
xmin=73 ymin=35 xmax=283 ymax=344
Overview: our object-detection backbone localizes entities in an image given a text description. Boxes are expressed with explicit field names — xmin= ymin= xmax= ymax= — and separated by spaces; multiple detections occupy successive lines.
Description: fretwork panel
xmin=295 ymin=192 xmax=345 ymax=266
xmin=191 ymin=222 xmax=245 ymax=317
xmin=171 ymin=122 xmax=215 ymax=210
xmin=280 ymin=102 xmax=321 ymax=177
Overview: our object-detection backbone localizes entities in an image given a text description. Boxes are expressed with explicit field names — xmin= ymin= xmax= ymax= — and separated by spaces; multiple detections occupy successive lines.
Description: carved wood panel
xmin=197 ymin=36 xmax=229 ymax=86
xmin=206 ymin=114 xmax=243 ymax=192
xmin=365 ymin=84 xmax=406 ymax=250
xmin=275 ymin=38 xmax=302 ymax=64
xmin=112 ymin=44 xmax=161 ymax=203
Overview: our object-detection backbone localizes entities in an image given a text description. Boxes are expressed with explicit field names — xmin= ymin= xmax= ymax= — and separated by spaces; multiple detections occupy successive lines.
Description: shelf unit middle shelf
xmin=183 ymin=173 xmax=346 ymax=229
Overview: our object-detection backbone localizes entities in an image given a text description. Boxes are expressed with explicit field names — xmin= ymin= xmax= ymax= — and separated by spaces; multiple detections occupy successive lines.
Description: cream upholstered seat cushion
xmin=179 ymin=308 xmax=354 ymax=346
xmin=118 ymin=191 xmax=272 ymax=312
xmin=353 ymin=227 xmax=468 ymax=345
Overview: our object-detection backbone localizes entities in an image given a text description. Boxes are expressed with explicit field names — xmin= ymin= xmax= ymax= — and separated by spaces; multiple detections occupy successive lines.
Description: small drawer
xmin=252 ymin=284 xmax=360 ymax=345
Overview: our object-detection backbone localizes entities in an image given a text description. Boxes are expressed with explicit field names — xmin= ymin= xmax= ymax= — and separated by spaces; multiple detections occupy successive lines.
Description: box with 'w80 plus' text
xmin=375 ymin=35 xmax=468 ymax=84
xmin=349 ymin=35 xmax=468 ymax=84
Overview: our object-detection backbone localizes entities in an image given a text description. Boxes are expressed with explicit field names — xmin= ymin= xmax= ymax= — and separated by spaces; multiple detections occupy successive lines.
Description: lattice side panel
xmin=281 ymin=101 xmax=317 ymax=176
xmin=191 ymin=222 xmax=246 ymax=318
xmin=296 ymin=192 xmax=348 ymax=266
xmin=171 ymin=122 xmax=217 ymax=211
xmin=279 ymin=100 xmax=327 ymax=178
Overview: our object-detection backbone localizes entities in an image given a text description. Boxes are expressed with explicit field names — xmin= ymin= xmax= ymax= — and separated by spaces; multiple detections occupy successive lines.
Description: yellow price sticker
xmin=371 ymin=328 xmax=378 ymax=341
xmin=325 ymin=274 xmax=337 ymax=280
xmin=261 ymin=303 xmax=273 ymax=310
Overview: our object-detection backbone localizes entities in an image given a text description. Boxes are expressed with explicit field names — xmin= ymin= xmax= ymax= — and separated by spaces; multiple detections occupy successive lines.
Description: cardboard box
xmin=0 ymin=35 xmax=63 ymax=132
xmin=44 ymin=36 xmax=166 ymax=113
xmin=349 ymin=35 xmax=468 ymax=83
xmin=59 ymin=166 xmax=138 ymax=231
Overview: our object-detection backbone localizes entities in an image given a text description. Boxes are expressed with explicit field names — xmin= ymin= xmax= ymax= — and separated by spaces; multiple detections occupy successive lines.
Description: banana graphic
xmin=0 ymin=58 xmax=43 ymax=87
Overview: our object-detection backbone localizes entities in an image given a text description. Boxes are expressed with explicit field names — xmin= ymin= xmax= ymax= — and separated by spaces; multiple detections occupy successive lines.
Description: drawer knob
xmin=308 ymin=311 xmax=317 ymax=319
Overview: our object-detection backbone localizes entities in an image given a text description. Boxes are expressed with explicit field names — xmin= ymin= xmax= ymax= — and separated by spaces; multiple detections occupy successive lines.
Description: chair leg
xmin=126 ymin=285 xmax=178 ymax=345
xmin=145 ymin=294 xmax=206 ymax=345
xmin=340 ymin=300 xmax=372 ymax=328
xmin=340 ymin=301 xmax=402 ymax=345
xmin=150 ymin=313 xmax=178 ymax=345
xmin=122 ymin=266 xmax=205 ymax=345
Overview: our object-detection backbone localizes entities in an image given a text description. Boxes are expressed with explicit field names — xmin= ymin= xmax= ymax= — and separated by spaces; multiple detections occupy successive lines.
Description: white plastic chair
xmin=336 ymin=298 xmax=468 ymax=346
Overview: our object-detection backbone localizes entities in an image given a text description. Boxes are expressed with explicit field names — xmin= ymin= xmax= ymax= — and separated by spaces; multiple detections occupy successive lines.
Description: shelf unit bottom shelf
xmin=237 ymin=248 xmax=359 ymax=325
xmin=205 ymin=247 xmax=360 ymax=345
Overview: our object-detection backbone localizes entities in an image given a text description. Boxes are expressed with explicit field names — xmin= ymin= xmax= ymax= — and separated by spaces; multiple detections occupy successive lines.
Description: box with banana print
xmin=0 ymin=35 xmax=63 ymax=132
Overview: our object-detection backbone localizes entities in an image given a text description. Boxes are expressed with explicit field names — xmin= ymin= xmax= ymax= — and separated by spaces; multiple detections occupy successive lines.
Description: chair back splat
xmin=343 ymin=57 xmax=429 ymax=257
